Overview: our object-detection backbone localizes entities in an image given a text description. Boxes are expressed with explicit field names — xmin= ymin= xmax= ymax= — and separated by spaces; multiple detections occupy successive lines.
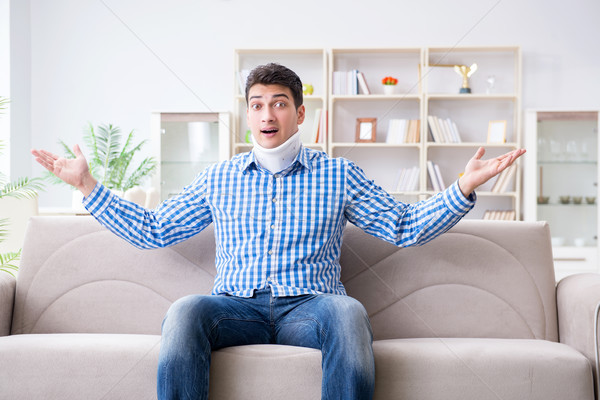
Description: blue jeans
xmin=157 ymin=288 xmax=375 ymax=400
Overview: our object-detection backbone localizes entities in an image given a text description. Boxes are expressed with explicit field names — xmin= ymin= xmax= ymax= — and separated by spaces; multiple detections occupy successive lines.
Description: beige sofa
xmin=1 ymin=216 xmax=599 ymax=399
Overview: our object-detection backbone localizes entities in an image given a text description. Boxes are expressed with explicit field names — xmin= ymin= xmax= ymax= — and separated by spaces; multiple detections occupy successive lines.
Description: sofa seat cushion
xmin=0 ymin=333 xmax=161 ymax=399
xmin=0 ymin=334 xmax=323 ymax=400
xmin=1 ymin=334 xmax=593 ymax=400
xmin=373 ymin=338 xmax=594 ymax=400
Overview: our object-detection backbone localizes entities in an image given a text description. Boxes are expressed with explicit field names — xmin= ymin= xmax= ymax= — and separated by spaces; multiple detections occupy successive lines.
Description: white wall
xmin=15 ymin=0 xmax=600 ymax=207
xmin=0 ymin=0 xmax=10 ymax=175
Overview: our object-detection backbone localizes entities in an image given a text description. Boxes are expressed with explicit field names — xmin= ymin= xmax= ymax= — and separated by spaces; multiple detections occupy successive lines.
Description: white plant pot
xmin=383 ymin=85 xmax=396 ymax=95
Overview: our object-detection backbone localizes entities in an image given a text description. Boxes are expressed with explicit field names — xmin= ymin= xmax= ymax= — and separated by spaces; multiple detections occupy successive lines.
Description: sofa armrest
xmin=557 ymin=273 xmax=600 ymax=394
xmin=0 ymin=272 xmax=16 ymax=336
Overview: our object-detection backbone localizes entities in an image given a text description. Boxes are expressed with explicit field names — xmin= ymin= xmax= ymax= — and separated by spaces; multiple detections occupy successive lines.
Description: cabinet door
xmin=152 ymin=112 xmax=230 ymax=202
xmin=524 ymin=110 xmax=600 ymax=277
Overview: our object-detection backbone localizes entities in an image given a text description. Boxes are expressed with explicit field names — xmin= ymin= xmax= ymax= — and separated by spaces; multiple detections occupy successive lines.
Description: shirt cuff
xmin=82 ymin=182 xmax=116 ymax=216
xmin=443 ymin=180 xmax=476 ymax=216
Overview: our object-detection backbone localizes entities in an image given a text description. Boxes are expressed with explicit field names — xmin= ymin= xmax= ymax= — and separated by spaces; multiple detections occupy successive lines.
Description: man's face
xmin=246 ymin=84 xmax=305 ymax=149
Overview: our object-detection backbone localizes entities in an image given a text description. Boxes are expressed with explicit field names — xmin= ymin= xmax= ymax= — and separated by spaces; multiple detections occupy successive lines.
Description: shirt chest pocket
xmin=284 ymin=187 xmax=343 ymax=226
xmin=209 ymin=191 xmax=244 ymax=222
xmin=209 ymin=191 xmax=270 ymax=224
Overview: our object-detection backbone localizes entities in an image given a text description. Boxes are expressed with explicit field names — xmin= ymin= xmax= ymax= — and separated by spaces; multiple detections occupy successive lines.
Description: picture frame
xmin=356 ymin=118 xmax=377 ymax=143
xmin=487 ymin=120 xmax=507 ymax=143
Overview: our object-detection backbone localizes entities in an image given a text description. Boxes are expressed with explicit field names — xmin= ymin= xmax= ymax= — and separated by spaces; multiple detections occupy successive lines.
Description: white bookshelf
xmin=234 ymin=47 xmax=522 ymax=220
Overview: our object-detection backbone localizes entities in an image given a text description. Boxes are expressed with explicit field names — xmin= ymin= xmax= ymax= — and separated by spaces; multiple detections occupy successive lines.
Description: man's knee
xmin=162 ymin=295 xmax=217 ymax=335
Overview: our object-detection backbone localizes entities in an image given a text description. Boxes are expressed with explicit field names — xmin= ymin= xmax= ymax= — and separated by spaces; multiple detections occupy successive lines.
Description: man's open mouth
xmin=261 ymin=129 xmax=278 ymax=134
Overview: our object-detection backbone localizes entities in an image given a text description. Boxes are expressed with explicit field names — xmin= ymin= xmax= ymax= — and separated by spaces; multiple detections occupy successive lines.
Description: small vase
xmin=383 ymin=85 xmax=396 ymax=95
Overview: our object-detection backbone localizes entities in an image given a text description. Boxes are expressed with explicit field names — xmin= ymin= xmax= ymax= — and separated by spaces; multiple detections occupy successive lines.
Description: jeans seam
xmin=210 ymin=316 xmax=266 ymax=330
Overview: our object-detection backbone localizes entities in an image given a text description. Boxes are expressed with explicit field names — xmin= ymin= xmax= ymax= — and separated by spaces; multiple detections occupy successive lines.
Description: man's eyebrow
xmin=249 ymin=93 xmax=290 ymax=101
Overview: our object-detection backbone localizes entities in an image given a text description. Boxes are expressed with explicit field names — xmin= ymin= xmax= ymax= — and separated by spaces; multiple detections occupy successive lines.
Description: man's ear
xmin=296 ymin=105 xmax=306 ymax=125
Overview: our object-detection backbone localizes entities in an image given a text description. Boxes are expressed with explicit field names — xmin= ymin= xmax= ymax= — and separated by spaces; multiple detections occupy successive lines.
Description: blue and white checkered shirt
xmin=84 ymin=147 xmax=475 ymax=297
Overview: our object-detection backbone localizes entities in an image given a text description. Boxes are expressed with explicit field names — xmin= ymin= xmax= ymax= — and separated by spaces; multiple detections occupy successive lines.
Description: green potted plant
xmin=0 ymin=97 xmax=45 ymax=276
xmin=53 ymin=123 xmax=157 ymax=193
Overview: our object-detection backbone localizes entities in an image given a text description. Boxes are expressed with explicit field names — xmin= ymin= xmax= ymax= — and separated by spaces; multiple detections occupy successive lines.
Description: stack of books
xmin=333 ymin=70 xmax=370 ymax=95
xmin=427 ymin=115 xmax=462 ymax=143
xmin=482 ymin=210 xmax=516 ymax=220
xmin=427 ymin=161 xmax=446 ymax=192
xmin=309 ymin=109 xmax=327 ymax=144
xmin=393 ymin=166 xmax=420 ymax=192
xmin=490 ymin=164 xmax=517 ymax=193
xmin=386 ymin=119 xmax=420 ymax=144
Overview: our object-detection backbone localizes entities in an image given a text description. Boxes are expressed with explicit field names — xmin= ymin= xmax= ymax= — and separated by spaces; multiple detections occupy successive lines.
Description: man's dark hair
xmin=245 ymin=63 xmax=303 ymax=109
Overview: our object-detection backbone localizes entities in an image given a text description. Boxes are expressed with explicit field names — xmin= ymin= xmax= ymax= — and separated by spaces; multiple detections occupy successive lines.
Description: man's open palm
xmin=31 ymin=145 xmax=97 ymax=195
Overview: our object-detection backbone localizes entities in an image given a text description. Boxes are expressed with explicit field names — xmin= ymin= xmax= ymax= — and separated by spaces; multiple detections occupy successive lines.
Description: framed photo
xmin=356 ymin=118 xmax=377 ymax=143
xmin=487 ymin=120 xmax=507 ymax=143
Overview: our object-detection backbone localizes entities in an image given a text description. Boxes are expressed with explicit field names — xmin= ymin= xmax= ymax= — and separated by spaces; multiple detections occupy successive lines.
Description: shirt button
xmin=273 ymin=174 xmax=280 ymax=179
xmin=272 ymin=198 xmax=277 ymax=203
xmin=267 ymin=276 xmax=272 ymax=282
xmin=268 ymin=250 xmax=273 ymax=255
xmin=270 ymin=224 xmax=275 ymax=229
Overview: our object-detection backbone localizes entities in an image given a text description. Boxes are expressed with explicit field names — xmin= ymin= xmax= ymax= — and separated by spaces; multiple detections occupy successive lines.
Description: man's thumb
xmin=73 ymin=144 xmax=84 ymax=157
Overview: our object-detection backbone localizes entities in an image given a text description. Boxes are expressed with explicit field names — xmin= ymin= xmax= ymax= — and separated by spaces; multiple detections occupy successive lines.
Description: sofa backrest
xmin=12 ymin=217 xmax=558 ymax=342
xmin=341 ymin=220 xmax=558 ymax=341
xmin=12 ymin=216 xmax=217 ymax=335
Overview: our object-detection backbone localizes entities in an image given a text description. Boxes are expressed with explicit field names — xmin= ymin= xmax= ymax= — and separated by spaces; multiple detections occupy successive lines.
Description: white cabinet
xmin=151 ymin=112 xmax=230 ymax=202
xmin=524 ymin=110 xmax=600 ymax=279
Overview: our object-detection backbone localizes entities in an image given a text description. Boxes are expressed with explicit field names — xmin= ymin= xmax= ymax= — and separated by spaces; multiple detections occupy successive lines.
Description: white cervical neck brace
xmin=252 ymin=131 xmax=302 ymax=174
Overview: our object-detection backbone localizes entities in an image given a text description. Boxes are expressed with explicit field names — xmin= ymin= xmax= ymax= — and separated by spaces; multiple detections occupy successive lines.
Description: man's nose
xmin=261 ymin=107 xmax=275 ymax=122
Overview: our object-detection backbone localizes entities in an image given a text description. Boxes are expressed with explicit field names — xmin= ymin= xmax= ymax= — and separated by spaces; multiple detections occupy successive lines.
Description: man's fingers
xmin=473 ymin=147 xmax=485 ymax=160
xmin=31 ymin=149 xmax=59 ymax=172
xmin=73 ymin=144 xmax=84 ymax=157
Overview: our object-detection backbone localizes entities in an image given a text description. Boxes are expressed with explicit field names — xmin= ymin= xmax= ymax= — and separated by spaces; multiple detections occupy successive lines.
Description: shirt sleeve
xmin=343 ymin=161 xmax=476 ymax=247
xmin=82 ymin=172 xmax=213 ymax=249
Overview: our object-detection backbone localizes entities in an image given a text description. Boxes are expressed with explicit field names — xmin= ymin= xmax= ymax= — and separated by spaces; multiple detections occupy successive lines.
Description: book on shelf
xmin=490 ymin=164 xmax=517 ymax=193
xmin=333 ymin=69 xmax=370 ymax=95
xmin=482 ymin=210 xmax=516 ymax=220
xmin=427 ymin=160 xmax=445 ymax=192
xmin=394 ymin=166 xmax=420 ymax=192
xmin=427 ymin=115 xmax=462 ymax=143
xmin=318 ymin=110 xmax=327 ymax=143
xmin=386 ymin=119 xmax=420 ymax=144
xmin=311 ymin=108 xmax=322 ymax=144
xmin=304 ymin=108 xmax=327 ymax=144
xmin=356 ymin=71 xmax=370 ymax=95
xmin=238 ymin=69 xmax=250 ymax=95
xmin=407 ymin=119 xmax=420 ymax=143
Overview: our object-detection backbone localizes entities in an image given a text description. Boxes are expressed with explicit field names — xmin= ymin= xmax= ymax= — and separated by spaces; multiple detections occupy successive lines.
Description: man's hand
xmin=31 ymin=145 xmax=98 ymax=197
xmin=458 ymin=147 xmax=526 ymax=198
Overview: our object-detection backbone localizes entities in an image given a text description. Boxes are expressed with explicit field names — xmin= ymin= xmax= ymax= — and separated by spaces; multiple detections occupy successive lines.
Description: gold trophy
xmin=454 ymin=63 xmax=478 ymax=93
xmin=432 ymin=62 xmax=478 ymax=94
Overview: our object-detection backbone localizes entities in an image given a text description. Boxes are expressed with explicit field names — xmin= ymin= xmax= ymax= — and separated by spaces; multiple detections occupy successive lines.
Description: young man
xmin=32 ymin=63 xmax=525 ymax=400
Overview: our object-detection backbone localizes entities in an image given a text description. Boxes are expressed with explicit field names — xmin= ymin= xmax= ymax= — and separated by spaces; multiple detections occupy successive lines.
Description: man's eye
xmin=274 ymin=102 xmax=286 ymax=108
xmin=251 ymin=104 xmax=261 ymax=110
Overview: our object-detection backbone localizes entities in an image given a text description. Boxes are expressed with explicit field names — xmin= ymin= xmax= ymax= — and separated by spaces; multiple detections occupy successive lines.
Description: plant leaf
xmin=122 ymin=157 xmax=157 ymax=191
xmin=0 ymin=177 xmax=45 ymax=199
xmin=0 ymin=250 xmax=21 ymax=277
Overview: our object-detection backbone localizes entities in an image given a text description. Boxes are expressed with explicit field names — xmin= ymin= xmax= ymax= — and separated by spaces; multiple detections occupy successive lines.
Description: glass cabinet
xmin=524 ymin=110 xmax=600 ymax=280
xmin=151 ymin=112 xmax=230 ymax=202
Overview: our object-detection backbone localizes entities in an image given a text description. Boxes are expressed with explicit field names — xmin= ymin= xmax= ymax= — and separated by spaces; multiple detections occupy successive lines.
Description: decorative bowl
xmin=559 ymin=196 xmax=571 ymax=204
xmin=537 ymin=196 xmax=550 ymax=204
